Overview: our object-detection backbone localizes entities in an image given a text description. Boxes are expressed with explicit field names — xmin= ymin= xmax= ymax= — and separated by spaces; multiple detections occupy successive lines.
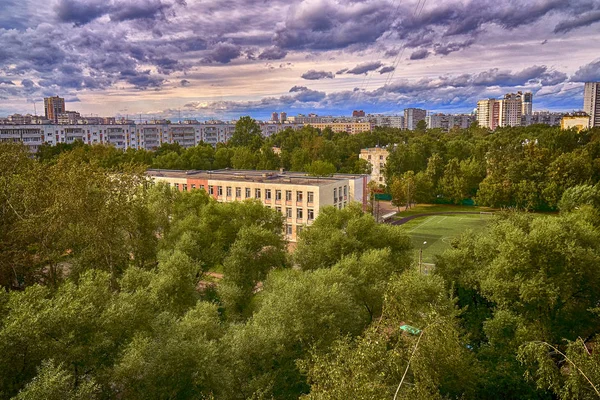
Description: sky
xmin=0 ymin=0 xmax=599 ymax=121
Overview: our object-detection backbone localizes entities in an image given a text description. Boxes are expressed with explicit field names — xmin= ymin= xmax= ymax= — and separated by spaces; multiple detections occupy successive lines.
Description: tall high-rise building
xmin=477 ymin=99 xmax=500 ymax=130
xmin=584 ymin=82 xmax=600 ymax=128
xmin=403 ymin=108 xmax=427 ymax=130
xmin=44 ymin=96 xmax=65 ymax=123
xmin=279 ymin=112 xmax=287 ymax=122
xmin=499 ymin=92 xmax=523 ymax=127
xmin=521 ymin=92 xmax=533 ymax=116
xmin=271 ymin=112 xmax=279 ymax=122
xmin=352 ymin=110 xmax=365 ymax=117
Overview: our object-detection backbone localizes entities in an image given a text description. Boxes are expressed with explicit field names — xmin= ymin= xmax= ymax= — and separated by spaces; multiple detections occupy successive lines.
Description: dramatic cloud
xmin=346 ymin=61 xmax=383 ymax=75
xmin=301 ymin=70 xmax=334 ymax=80
xmin=258 ymin=46 xmax=288 ymax=60
xmin=0 ymin=0 xmax=599 ymax=117
xmin=571 ymin=59 xmax=600 ymax=82
xmin=409 ymin=49 xmax=430 ymax=60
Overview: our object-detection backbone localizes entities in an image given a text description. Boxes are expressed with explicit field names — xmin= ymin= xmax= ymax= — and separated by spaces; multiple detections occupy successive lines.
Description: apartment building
xmin=359 ymin=147 xmax=389 ymax=185
xmin=584 ymin=82 xmax=600 ymax=128
xmin=146 ymin=169 xmax=370 ymax=242
xmin=44 ymin=96 xmax=65 ymax=123
xmin=404 ymin=108 xmax=427 ymax=130
xmin=426 ymin=113 xmax=474 ymax=131
xmin=306 ymin=122 xmax=372 ymax=134
xmin=561 ymin=112 xmax=590 ymax=131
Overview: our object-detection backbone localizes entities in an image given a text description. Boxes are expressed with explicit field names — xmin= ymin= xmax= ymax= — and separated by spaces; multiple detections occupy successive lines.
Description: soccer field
xmin=399 ymin=214 xmax=491 ymax=264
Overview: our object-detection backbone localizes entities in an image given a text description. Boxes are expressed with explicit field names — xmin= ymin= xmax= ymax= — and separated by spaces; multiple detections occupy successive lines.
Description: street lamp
xmin=419 ymin=241 xmax=427 ymax=273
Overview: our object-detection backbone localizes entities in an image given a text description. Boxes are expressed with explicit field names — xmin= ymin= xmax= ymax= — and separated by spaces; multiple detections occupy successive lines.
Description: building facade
xmin=359 ymin=147 xmax=389 ymax=185
xmin=584 ymin=82 xmax=600 ymax=128
xmin=426 ymin=114 xmax=474 ymax=131
xmin=561 ymin=112 xmax=590 ymax=131
xmin=306 ymin=122 xmax=372 ymax=134
xmin=477 ymin=99 xmax=500 ymax=130
xmin=403 ymin=108 xmax=427 ymax=130
xmin=146 ymin=169 xmax=370 ymax=242
xmin=44 ymin=96 xmax=65 ymax=123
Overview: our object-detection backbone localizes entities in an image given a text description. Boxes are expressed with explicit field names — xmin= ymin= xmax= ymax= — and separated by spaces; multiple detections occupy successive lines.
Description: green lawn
xmin=394 ymin=204 xmax=498 ymax=218
xmin=399 ymin=214 xmax=492 ymax=264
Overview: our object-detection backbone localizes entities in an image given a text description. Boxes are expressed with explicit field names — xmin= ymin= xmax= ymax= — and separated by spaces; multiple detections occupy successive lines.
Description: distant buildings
xmin=477 ymin=92 xmax=533 ymax=129
xmin=352 ymin=110 xmax=365 ymax=117
xmin=584 ymin=82 xmax=600 ymax=128
xmin=307 ymin=122 xmax=372 ymax=134
xmin=561 ymin=112 xmax=590 ymax=132
xmin=404 ymin=108 xmax=427 ymax=130
xmin=426 ymin=114 xmax=474 ymax=131
xmin=271 ymin=112 xmax=279 ymax=122
xmin=368 ymin=114 xmax=404 ymax=129
xmin=279 ymin=112 xmax=287 ymax=122
xmin=522 ymin=111 xmax=565 ymax=127
xmin=44 ymin=96 xmax=65 ymax=124
xmin=147 ymin=169 xmax=370 ymax=242
xmin=359 ymin=147 xmax=389 ymax=185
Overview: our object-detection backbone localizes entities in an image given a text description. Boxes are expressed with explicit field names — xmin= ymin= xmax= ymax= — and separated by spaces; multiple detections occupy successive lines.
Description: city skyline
xmin=1 ymin=0 xmax=599 ymax=120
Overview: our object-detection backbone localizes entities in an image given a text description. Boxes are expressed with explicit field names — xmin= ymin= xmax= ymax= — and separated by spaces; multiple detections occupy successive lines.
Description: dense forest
xmin=37 ymin=117 xmax=600 ymax=211
xmin=1 ymin=121 xmax=599 ymax=399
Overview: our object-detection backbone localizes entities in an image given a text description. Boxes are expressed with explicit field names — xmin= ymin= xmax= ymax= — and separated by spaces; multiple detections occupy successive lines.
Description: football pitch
xmin=398 ymin=214 xmax=492 ymax=264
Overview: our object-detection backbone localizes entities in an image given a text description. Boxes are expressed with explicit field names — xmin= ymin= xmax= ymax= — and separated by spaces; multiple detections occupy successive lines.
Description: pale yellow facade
xmin=561 ymin=116 xmax=590 ymax=132
xmin=360 ymin=147 xmax=389 ymax=186
xmin=307 ymin=122 xmax=372 ymax=134
xmin=147 ymin=169 xmax=369 ymax=242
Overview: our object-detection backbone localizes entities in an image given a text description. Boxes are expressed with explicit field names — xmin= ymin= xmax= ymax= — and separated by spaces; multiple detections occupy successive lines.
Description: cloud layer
xmin=0 ymin=0 xmax=599 ymax=118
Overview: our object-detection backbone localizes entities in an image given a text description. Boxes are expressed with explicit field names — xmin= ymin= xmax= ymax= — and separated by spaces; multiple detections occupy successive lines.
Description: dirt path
xmin=388 ymin=211 xmax=484 ymax=226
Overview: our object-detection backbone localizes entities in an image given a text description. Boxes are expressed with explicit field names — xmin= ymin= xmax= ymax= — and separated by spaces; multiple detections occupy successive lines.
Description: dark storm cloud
xmin=273 ymin=0 xmax=394 ymax=50
xmin=55 ymin=0 xmax=106 ymax=25
xmin=289 ymin=86 xmax=309 ymax=92
xmin=109 ymin=0 xmax=172 ymax=22
xmin=379 ymin=66 xmax=395 ymax=74
xmin=571 ymin=59 xmax=600 ymax=82
xmin=203 ymin=43 xmax=242 ymax=63
xmin=433 ymin=39 xmax=475 ymax=56
xmin=301 ymin=70 xmax=334 ymax=80
xmin=335 ymin=68 xmax=348 ymax=75
xmin=120 ymin=69 xmax=164 ymax=89
xmin=180 ymin=79 xmax=190 ymax=87
xmin=0 ymin=79 xmax=15 ymax=85
xmin=346 ymin=61 xmax=383 ymax=75
xmin=554 ymin=10 xmax=600 ymax=33
xmin=409 ymin=49 xmax=429 ymax=60
xmin=258 ymin=46 xmax=288 ymax=60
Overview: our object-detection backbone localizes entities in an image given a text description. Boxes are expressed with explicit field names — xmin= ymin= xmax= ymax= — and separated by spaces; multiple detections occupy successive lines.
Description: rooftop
xmin=146 ymin=168 xmax=367 ymax=186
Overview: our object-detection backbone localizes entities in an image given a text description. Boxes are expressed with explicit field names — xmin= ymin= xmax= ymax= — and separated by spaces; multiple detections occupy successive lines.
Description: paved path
xmin=388 ymin=211 xmax=484 ymax=226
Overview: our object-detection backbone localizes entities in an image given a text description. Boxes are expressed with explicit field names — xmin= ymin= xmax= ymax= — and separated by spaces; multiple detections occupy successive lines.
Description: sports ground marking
xmin=408 ymin=215 xmax=439 ymax=233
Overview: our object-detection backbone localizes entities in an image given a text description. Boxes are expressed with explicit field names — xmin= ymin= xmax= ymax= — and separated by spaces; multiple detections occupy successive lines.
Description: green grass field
xmin=399 ymin=214 xmax=492 ymax=264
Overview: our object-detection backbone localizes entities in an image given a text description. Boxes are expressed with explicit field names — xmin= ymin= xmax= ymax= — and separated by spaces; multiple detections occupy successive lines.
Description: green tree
xmin=230 ymin=116 xmax=263 ymax=150
xmin=306 ymin=160 xmax=336 ymax=176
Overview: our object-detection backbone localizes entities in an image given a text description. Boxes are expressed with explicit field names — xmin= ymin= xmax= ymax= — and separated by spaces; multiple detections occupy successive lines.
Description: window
xmin=286 ymin=224 xmax=293 ymax=235
xmin=380 ymin=162 xmax=384 ymax=168
xmin=308 ymin=209 xmax=314 ymax=220
xmin=343 ymin=186 xmax=347 ymax=197
xmin=236 ymin=187 xmax=241 ymax=198
xmin=183 ymin=184 xmax=188 ymax=191
xmin=209 ymin=185 xmax=214 ymax=195
xmin=276 ymin=206 xmax=282 ymax=213
xmin=297 ymin=208 xmax=303 ymax=220
xmin=265 ymin=189 xmax=272 ymax=200
xmin=255 ymin=188 xmax=261 ymax=199
xmin=297 ymin=225 xmax=303 ymax=235
xmin=175 ymin=183 xmax=180 ymax=190
xmin=246 ymin=188 xmax=251 ymax=198
xmin=333 ymin=188 xmax=337 ymax=201
xmin=200 ymin=185 xmax=205 ymax=190
xmin=191 ymin=184 xmax=196 ymax=189
xmin=226 ymin=186 xmax=232 ymax=197
xmin=218 ymin=186 xmax=223 ymax=196
xmin=307 ymin=191 xmax=314 ymax=203
xmin=380 ymin=155 xmax=384 ymax=160
xmin=276 ymin=190 xmax=282 ymax=200
xmin=296 ymin=191 xmax=303 ymax=202
xmin=286 ymin=190 xmax=292 ymax=201
xmin=368 ymin=155 xmax=371 ymax=160
xmin=286 ymin=207 xmax=292 ymax=218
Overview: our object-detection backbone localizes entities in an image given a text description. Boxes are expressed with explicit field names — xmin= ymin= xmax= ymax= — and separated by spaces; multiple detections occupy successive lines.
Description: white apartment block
xmin=146 ymin=169 xmax=370 ymax=242
xmin=360 ymin=147 xmax=389 ymax=185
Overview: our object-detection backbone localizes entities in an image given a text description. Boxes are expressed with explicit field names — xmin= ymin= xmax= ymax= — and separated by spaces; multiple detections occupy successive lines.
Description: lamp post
xmin=419 ymin=241 xmax=427 ymax=273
